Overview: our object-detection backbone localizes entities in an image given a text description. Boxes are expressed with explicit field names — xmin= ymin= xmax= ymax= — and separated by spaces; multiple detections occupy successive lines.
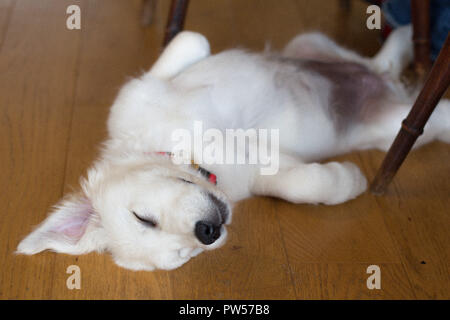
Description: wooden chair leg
xmin=339 ymin=0 xmax=351 ymax=11
xmin=370 ymin=33 xmax=450 ymax=194
xmin=411 ymin=0 xmax=432 ymax=75
xmin=163 ymin=0 xmax=190 ymax=47
xmin=141 ymin=0 xmax=157 ymax=27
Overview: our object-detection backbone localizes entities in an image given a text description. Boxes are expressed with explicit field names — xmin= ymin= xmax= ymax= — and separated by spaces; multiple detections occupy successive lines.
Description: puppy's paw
xmin=322 ymin=161 xmax=367 ymax=205
xmin=252 ymin=160 xmax=367 ymax=205
xmin=171 ymin=31 xmax=210 ymax=57
xmin=342 ymin=161 xmax=368 ymax=196
xmin=150 ymin=31 xmax=210 ymax=79
xmin=372 ymin=24 xmax=413 ymax=77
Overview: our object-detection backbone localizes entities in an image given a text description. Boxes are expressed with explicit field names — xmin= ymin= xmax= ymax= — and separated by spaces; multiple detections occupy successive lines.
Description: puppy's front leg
xmin=250 ymin=157 xmax=367 ymax=205
xmin=149 ymin=31 xmax=210 ymax=79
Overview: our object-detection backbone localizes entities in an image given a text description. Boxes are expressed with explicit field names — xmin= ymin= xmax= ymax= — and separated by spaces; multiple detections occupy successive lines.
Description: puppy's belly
xmin=261 ymin=59 xmax=391 ymax=160
xmin=301 ymin=60 xmax=390 ymax=132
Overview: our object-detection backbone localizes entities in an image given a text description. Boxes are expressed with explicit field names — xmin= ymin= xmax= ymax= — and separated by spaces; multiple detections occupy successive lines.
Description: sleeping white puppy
xmin=17 ymin=26 xmax=450 ymax=271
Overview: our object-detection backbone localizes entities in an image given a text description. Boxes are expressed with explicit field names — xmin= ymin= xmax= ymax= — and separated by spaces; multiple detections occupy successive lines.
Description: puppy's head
xmin=16 ymin=157 xmax=231 ymax=271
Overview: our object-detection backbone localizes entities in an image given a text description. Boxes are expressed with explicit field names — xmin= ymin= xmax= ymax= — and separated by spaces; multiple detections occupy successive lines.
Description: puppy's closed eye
xmin=178 ymin=178 xmax=194 ymax=184
xmin=132 ymin=211 xmax=158 ymax=228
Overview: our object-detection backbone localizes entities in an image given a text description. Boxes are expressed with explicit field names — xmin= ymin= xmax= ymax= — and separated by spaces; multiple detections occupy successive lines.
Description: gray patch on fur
xmin=273 ymin=57 xmax=389 ymax=132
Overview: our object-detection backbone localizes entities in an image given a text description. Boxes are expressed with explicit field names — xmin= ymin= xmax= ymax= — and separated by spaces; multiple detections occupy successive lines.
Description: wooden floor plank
xmin=0 ymin=0 xmax=82 ymax=299
xmin=359 ymin=143 xmax=450 ymax=299
xmin=292 ymin=263 xmax=416 ymax=299
xmin=184 ymin=0 xmax=237 ymax=53
xmin=0 ymin=0 xmax=14 ymax=49
xmin=276 ymin=153 xmax=414 ymax=298
xmin=230 ymin=0 xmax=307 ymax=51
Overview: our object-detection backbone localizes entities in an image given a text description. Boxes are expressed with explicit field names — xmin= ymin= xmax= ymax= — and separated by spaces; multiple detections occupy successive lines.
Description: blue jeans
xmin=382 ymin=0 xmax=450 ymax=60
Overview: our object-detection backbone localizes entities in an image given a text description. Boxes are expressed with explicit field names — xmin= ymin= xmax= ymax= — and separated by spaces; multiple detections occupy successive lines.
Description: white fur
xmin=17 ymin=26 xmax=449 ymax=271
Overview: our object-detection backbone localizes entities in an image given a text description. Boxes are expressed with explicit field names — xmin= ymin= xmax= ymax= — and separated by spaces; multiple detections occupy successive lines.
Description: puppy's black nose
xmin=195 ymin=220 xmax=221 ymax=245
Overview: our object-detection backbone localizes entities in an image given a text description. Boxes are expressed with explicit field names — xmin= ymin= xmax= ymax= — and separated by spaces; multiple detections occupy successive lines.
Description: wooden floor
xmin=0 ymin=0 xmax=449 ymax=299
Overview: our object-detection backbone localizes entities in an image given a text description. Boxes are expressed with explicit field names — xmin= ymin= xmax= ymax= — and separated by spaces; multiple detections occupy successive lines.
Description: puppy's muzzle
xmin=194 ymin=193 xmax=229 ymax=245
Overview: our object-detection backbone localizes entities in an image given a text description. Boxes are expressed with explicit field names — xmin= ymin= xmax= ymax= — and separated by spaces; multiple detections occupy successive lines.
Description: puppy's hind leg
xmin=250 ymin=154 xmax=367 ymax=205
xmin=371 ymin=25 xmax=413 ymax=78
xmin=433 ymin=99 xmax=450 ymax=145
xmin=356 ymin=99 xmax=450 ymax=152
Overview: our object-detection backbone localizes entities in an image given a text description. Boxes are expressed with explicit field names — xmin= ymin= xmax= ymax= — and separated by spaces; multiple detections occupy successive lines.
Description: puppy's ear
xmin=16 ymin=193 xmax=107 ymax=255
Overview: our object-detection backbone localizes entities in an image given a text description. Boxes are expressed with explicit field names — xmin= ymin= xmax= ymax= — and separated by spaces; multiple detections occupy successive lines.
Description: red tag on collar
xmin=208 ymin=173 xmax=217 ymax=185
